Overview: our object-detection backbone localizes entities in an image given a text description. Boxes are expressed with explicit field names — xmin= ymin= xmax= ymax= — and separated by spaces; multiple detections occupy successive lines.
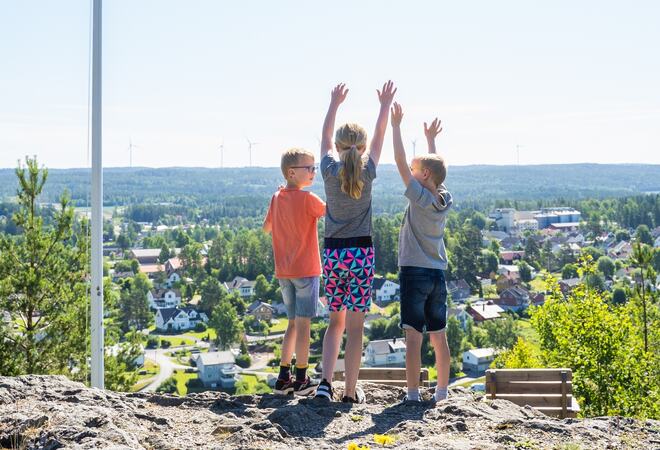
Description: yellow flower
xmin=373 ymin=434 xmax=396 ymax=446
xmin=347 ymin=443 xmax=371 ymax=450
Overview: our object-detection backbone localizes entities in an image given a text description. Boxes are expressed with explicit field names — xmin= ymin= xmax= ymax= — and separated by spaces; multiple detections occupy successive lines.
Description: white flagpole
xmin=90 ymin=0 xmax=104 ymax=389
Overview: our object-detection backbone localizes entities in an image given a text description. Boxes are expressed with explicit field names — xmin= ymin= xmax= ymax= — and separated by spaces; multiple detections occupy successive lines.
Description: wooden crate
xmin=334 ymin=367 xmax=430 ymax=387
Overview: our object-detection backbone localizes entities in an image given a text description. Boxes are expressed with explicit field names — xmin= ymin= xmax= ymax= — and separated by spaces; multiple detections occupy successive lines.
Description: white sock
xmin=435 ymin=386 xmax=448 ymax=401
xmin=406 ymin=388 xmax=420 ymax=401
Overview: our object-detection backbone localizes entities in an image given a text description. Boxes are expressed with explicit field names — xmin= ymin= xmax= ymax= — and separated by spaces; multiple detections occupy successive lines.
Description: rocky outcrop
xmin=1 ymin=376 xmax=658 ymax=449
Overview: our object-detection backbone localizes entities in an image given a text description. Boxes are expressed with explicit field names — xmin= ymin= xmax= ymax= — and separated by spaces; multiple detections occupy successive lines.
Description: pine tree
xmin=0 ymin=157 xmax=88 ymax=374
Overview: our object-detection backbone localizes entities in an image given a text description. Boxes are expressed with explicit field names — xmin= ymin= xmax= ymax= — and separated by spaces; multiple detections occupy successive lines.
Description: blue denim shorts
xmin=279 ymin=277 xmax=319 ymax=319
xmin=399 ymin=266 xmax=448 ymax=333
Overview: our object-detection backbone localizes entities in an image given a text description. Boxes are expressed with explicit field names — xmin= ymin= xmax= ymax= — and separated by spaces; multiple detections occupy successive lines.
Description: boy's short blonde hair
xmin=280 ymin=148 xmax=314 ymax=178
xmin=416 ymin=154 xmax=447 ymax=186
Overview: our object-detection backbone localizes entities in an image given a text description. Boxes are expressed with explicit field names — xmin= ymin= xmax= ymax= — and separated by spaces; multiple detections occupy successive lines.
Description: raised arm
xmin=321 ymin=83 xmax=348 ymax=159
xmin=368 ymin=80 xmax=397 ymax=166
xmin=423 ymin=118 xmax=443 ymax=154
xmin=391 ymin=102 xmax=412 ymax=186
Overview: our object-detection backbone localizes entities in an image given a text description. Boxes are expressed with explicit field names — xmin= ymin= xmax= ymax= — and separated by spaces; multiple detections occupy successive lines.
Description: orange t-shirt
xmin=264 ymin=188 xmax=326 ymax=278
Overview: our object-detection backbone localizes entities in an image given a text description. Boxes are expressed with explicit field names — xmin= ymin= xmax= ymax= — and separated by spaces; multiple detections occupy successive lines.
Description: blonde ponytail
xmin=339 ymin=147 xmax=364 ymax=199
xmin=335 ymin=123 xmax=368 ymax=200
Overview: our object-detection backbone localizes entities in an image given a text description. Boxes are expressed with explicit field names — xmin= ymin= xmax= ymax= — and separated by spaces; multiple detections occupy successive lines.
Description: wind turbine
xmin=516 ymin=144 xmax=523 ymax=166
xmin=411 ymin=139 xmax=417 ymax=158
xmin=246 ymin=137 xmax=259 ymax=167
xmin=219 ymin=140 xmax=224 ymax=168
xmin=128 ymin=138 xmax=140 ymax=168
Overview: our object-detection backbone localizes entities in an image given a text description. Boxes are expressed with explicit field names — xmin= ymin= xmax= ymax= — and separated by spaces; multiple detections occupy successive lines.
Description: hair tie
xmin=350 ymin=144 xmax=357 ymax=151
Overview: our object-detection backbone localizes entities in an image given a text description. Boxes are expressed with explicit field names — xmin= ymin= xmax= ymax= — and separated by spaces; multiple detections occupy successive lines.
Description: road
xmin=141 ymin=347 xmax=193 ymax=392
xmin=244 ymin=332 xmax=285 ymax=343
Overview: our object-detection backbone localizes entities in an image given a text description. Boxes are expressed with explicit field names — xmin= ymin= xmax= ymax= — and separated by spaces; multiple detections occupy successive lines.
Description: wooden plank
xmin=485 ymin=369 xmax=572 ymax=382
xmin=494 ymin=381 xmax=573 ymax=395
xmin=486 ymin=371 xmax=496 ymax=400
xmin=561 ymin=370 xmax=568 ymax=419
xmin=494 ymin=394 xmax=572 ymax=408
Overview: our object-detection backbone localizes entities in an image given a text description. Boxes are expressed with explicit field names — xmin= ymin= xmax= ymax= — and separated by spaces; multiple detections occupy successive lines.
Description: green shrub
xmin=146 ymin=336 xmax=160 ymax=349
xmin=156 ymin=377 xmax=177 ymax=394
xmin=236 ymin=353 xmax=252 ymax=368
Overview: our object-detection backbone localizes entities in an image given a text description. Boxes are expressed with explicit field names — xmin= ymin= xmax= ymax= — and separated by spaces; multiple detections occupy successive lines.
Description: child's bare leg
xmin=429 ymin=330 xmax=450 ymax=400
xmin=280 ymin=320 xmax=297 ymax=367
xmin=321 ymin=310 xmax=346 ymax=382
xmin=404 ymin=327 xmax=423 ymax=397
xmin=294 ymin=317 xmax=311 ymax=368
xmin=343 ymin=310 xmax=365 ymax=399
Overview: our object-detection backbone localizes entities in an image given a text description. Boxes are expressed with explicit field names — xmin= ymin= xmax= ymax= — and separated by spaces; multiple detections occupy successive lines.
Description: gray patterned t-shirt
xmin=321 ymin=154 xmax=377 ymax=238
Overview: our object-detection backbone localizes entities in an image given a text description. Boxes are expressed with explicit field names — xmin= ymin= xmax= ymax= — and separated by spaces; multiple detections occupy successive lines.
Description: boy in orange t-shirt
xmin=263 ymin=148 xmax=325 ymax=395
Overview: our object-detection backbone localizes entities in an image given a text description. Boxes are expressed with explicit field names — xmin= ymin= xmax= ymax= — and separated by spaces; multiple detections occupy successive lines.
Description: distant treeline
xmin=1 ymin=164 xmax=659 ymax=226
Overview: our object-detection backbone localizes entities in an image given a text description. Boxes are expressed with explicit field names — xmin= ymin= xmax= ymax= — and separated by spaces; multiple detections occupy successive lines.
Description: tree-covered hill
xmin=1 ymin=164 xmax=659 ymax=214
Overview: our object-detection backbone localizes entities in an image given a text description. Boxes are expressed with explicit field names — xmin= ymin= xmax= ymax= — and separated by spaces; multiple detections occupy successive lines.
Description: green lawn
xmin=235 ymin=374 xmax=271 ymax=395
xmin=182 ymin=329 xmax=217 ymax=341
xmin=173 ymin=369 xmax=199 ymax=396
xmin=269 ymin=318 xmax=289 ymax=333
xmin=131 ymin=360 xmax=160 ymax=392
xmin=516 ymin=318 xmax=540 ymax=346
xmin=452 ymin=376 xmax=485 ymax=388
xmin=158 ymin=335 xmax=195 ymax=347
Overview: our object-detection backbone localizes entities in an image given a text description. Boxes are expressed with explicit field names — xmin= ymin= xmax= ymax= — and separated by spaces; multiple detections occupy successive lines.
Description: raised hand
xmin=330 ymin=83 xmax=349 ymax=108
xmin=424 ymin=118 xmax=443 ymax=140
xmin=390 ymin=102 xmax=404 ymax=127
xmin=377 ymin=80 xmax=397 ymax=108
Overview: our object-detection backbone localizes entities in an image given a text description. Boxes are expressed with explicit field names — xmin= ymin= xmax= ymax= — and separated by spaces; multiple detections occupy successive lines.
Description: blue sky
xmin=1 ymin=1 xmax=659 ymax=168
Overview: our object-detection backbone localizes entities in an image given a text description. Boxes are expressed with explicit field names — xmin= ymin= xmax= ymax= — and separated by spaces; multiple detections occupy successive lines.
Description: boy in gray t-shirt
xmin=390 ymin=102 xmax=453 ymax=404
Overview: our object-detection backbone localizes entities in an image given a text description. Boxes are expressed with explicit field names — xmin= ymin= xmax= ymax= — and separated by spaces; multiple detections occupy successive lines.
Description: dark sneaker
xmin=395 ymin=394 xmax=422 ymax=406
xmin=314 ymin=379 xmax=333 ymax=401
xmin=293 ymin=377 xmax=318 ymax=396
xmin=273 ymin=376 xmax=294 ymax=396
xmin=341 ymin=386 xmax=366 ymax=404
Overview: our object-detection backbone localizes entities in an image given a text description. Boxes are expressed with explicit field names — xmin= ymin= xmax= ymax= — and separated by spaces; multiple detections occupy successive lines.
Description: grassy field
xmin=269 ymin=318 xmax=289 ymax=333
xmin=516 ymin=318 xmax=540 ymax=346
xmin=235 ymin=373 xmax=271 ymax=395
xmin=452 ymin=376 xmax=485 ymax=388
xmin=158 ymin=335 xmax=195 ymax=347
xmin=173 ymin=369 xmax=199 ymax=396
xmin=130 ymin=360 xmax=160 ymax=392
xmin=182 ymin=329 xmax=217 ymax=341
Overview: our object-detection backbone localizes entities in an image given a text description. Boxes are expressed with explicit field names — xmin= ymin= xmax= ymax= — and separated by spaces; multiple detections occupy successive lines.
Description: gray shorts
xmin=279 ymin=277 xmax=320 ymax=319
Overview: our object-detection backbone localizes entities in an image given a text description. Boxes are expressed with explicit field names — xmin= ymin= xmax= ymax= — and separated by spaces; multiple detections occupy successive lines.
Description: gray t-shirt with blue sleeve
xmin=398 ymin=178 xmax=453 ymax=269
xmin=321 ymin=154 xmax=377 ymax=238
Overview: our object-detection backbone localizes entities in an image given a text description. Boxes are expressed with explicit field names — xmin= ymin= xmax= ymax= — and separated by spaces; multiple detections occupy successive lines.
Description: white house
xmin=497 ymin=265 xmax=520 ymax=280
xmin=373 ymin=277 xmax=400 ymax=304
xmin=164 ymin=257 xmax=183 ymax=287
xmin=448 ymin=305 xmax=471 ymax=330
xmin=195 ymin=351 xmax=238 ymax=388
xmin=363 ymin=338 xmax=407 ymax=367
xmin=147 ymin=288 xmax=182 ymax=309
xmin=225 ymin=276 xmax=256 ymax=298
xmin=155 ymin=307 xmax=208 ymax=332
xmin=462 ymin=348 xmax=496 ymax=376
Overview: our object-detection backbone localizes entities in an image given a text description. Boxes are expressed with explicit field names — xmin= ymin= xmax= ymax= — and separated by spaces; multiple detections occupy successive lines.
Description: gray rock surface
xmin=1 ymin=375 xmax=659 ymax=449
